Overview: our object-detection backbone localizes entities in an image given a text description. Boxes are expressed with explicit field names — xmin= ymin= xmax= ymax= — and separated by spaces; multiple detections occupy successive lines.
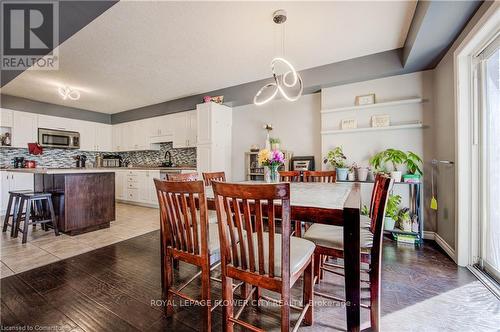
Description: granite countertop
xmin=2 ymin=166 xmax=197 ymax=174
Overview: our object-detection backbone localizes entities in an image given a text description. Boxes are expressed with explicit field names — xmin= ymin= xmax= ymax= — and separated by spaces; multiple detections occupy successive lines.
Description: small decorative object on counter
xmin=356 ymin=166 xmax=369 ymax=181
xmin=324 ymin=146 xmax=348 ymax=181
xmin=341 ymin=118 xmax=357 ymax=130
xmin=355 ymin=93 xmax=376 ymax=105
xmin=258 ymin=148 xmax=285 ymax=183
xmin=384 ymin=194 xmax=401 ymax=231
xmin=371 ymin=114 xmax=390 ymax=127
xmin=24 ymin=160 xmax=36 ymax=168
xmin=269 ymin=137 xmax=280 ymax=150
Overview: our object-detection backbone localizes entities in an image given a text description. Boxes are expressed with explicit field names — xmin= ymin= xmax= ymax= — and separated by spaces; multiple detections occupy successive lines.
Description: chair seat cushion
xmin=237 ymin=233 xmax=315 ymax=278
xmin=360 ymin=214 xmax=371 ymax=228
xmin=303 ymin=224 xmax=373 ymax=252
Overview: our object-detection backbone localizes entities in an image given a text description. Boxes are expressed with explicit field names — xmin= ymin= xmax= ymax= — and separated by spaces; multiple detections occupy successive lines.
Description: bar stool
xmin=14 ymin=192 xmax=59 ymax=244
xmin=2 ymin=190 xmax=33 ymax=237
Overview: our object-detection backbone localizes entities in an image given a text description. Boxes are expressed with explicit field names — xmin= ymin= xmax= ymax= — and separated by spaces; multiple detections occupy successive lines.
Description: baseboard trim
xmin=116 ymin=199 xmax=159 ymax=209
xmin=423 ymin=231 xmax=435 ymax=240
xmin=434 ymin=232 xmax=457 ymax=263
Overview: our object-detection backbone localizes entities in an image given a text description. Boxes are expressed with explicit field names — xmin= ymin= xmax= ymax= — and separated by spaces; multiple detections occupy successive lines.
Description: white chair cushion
xmin=303 ymin=224 xmax=373 ymax=252
xmin=236 ymin=233 xmax=315 ymax=278
xmin=360 ymin=214 xmax=372 ymax=228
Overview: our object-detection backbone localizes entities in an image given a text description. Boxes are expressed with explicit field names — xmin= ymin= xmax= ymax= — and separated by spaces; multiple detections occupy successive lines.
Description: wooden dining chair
xmin=360 ymin=173 xmax=386 ymax=228
xmin=202 ymin=171 xmax=226 ymax=186
xmin=212 ymin=181 xmax=316 ymax=332
xmin=302 ymin=175 xmax=393 ymax=332
xmin=154 ymin=179 xmax=220 ymax=331
xmin=302 ymin=170 xmax=337 ymax=183
xmin=278 ymin=170 xmax=301 ymax=182
xmin=166 ymin=172 xmax=198 ymax=181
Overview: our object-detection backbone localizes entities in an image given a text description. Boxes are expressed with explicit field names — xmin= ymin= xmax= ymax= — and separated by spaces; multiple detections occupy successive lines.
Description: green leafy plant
xmin=323 ymin=146 xmax=347 ymax=169
xmin=385 ymin=194 xmax=402 ymax=219
xmin=384 ymin=149 xmax=407 ymax=171
xmin=405 ymin=151 xmax=423 ymax=175
xmin=269 ymin=137 xmax=281 ymax=144
xmin=361 ymin=204 xmax=369 ymax=216
xmin=398 ymin=209 xmax=410 ymax=221
xmin=369 ymin=151 xmax=387 ymax=173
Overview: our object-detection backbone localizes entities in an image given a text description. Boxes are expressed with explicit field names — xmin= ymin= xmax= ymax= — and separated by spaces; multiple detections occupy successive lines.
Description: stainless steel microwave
xmin=38 ymin=128 xmax=80 ymax=149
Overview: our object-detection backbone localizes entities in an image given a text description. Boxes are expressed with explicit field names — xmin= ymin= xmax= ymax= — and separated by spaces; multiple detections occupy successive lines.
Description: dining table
xmin=160 ymin=181 xmax=363 ymax=332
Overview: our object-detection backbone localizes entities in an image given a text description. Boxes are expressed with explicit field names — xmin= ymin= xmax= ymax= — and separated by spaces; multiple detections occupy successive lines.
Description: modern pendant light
xmin=254 ymin=9 xmax=303 ymax=106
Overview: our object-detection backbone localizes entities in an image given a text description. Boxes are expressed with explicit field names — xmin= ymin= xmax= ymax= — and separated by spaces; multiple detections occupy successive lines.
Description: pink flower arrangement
xmin=258 ymin=148 xmax=285 ymax=166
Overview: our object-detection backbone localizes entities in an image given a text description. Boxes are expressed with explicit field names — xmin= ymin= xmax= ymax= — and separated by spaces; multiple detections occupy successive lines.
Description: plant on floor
xmin=361 ymin=204 xmax=369 ymax=216
xmin=384 ymin=194 xmax=401 ymax=230
xmin=324 ymin=146 xmax=349 ymax=180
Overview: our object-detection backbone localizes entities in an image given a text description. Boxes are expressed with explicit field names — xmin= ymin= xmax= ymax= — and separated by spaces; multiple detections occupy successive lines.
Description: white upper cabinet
xmin=150 ymin=115 xmax=173 ymax=138
xmin=11 ymin=111 xmax=37 ymax=148
xmin=0 ymin=109 xmax=14 ymax=127
xmin=95 ymin=123 xmax=112 ymax=152
xmin=38 ymin=114 xmax=78 ymax=131
xmin=112 ymin=124 xmax=124 ymax=151
xmin=172 ymin=110 xmax=197 ymax=148
xmin=77 ymin=121 xmax=96 ymax=151
xmin=197 ymin=103 xmax=212 ymax=144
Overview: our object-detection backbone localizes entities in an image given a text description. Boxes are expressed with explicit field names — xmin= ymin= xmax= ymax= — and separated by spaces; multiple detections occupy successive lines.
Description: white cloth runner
xmin=206 ymin=182 xmax=352 ymax=210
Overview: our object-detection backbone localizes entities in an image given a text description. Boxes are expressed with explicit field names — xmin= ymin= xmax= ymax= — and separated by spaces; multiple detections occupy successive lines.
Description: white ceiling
xmin=2 ymin=1 xmax=417 ymax=114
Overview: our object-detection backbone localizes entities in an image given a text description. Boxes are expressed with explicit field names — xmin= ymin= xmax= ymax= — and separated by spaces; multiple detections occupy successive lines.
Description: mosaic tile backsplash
xmin=0 ymin=142 xmax=196 ymax=168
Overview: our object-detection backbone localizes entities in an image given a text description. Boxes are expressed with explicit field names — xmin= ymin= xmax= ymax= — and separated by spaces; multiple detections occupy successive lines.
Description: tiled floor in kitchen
xmin=0 ymin=203 xmax=160 ymax=278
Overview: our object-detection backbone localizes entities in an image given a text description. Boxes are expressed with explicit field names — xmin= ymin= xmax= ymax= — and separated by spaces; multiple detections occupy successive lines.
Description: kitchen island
xmin=9 ymin=168 xmax=116 ymax=235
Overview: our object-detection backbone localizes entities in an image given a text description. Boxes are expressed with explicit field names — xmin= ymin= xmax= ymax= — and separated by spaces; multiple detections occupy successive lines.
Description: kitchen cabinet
xmin=0 ymin=171 xmax=34 ymax=215
xmin=112 ymin=124 xmax=124 ymax=151
xmin=95 ymin=123 xmax=112 ymax=152
xmin=115 ymin=170 xmax=159 ymax=207
xmin=173 ymin=110 xmax=197 ymax=148
xmin=0 ymin=108 xmax=14 ymax=127
xmin=196 ymin=102 xmax=232 ymax=179
xmin=38 ymin=114 xmax=78 ymax=131
xmin=150 ymin=115 xmax=173 ymax=138
xmin=73 ymin=121 xmax=112 ymax=152
xmin=11 ymin=111 xmax=38 ymax=148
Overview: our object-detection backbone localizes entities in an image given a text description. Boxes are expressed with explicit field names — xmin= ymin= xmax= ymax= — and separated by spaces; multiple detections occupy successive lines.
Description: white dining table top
xmin=205 ymin=181 xmax=353 ymax=210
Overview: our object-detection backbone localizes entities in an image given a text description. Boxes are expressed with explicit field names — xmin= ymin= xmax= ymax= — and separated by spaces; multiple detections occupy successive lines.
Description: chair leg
xmin=222 ymin=275 xmax=234 ymax=332
xmin=369 ymin=262 xmax=381 ymax=332
xmin=280 ymin=292 xmax=290 ymax=332
xmin=201 ymin=265 xmax=212 ymax=332
xmin=302 ymin=258 xmax=314 ymax=325
xmin=10 ymin=196 xmax=21 ymax=237
xmin=294 ymin=221 xmax=302 ymax=237
xmin=46 ymin=198 xmax=59 ymax=236
xmin=313 ymin=253 xmax=321 ymax=284
xmin=22 ymin=198 xmax=32 ymax=244
xmin=253 ymin=286 xmax=261 ymax=302
xmin=164 ymin=253 xmax=175 ymax=317
xmin=2 ymin=194 xmax=13 ymax=233
xmin=13 ymin=197 xmax=25 ymax=238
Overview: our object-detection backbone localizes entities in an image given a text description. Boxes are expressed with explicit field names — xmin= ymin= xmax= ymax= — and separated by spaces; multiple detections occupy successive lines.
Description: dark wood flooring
xmin=0 ymin=231 xmax=489 ymax=331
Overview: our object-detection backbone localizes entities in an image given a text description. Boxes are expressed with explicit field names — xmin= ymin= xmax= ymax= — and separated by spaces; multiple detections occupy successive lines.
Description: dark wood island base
xmin=34 ymin=172 xmax=115 ymax=236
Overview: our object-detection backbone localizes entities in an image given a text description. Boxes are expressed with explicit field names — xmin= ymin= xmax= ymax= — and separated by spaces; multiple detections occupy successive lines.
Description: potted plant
xmin=269 ymin=137 xmax=281 ymax=150
xmin=383 ymin=149 xmax=407 ymax=182
xmin=384 ymin=194 xmax=401 ymax=230
xmin=258 ymin=148 xmax=285 ymax=183
xmin=398 ymin=208 xmax=412 ymax=232
xmin=403 ymin=151 xmax=423 ymax=183
xmin=369 ymin=151 xmax=387 ymax=174
xmin=348 ymin=163 xmax=356 ymax=181
xmin=324 ymin=147 xmax=349 ymax=181
xmin=356 ymin=165 xmax=369 ymax=182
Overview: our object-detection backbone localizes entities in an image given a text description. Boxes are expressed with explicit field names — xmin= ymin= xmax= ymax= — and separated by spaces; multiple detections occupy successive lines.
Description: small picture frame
xmin=355 ymin=93 xmax=376 ymax=106
xmin=371 ymin=114 xmax=390 ymax=127
xmin=341 ymin=119 xmax=357 ymax=129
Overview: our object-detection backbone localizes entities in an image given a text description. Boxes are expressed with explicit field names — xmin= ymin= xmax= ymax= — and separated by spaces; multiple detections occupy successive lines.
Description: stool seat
xmin=18 ymin=192 xmax=52 ymax=198
xmin=8 ymin=190 xmax=34 ymax=195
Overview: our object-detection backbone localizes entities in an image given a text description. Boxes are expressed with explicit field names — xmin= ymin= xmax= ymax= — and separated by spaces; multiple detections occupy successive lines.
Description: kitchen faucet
xmin=163 ymin=150 xmax=173 ymax=167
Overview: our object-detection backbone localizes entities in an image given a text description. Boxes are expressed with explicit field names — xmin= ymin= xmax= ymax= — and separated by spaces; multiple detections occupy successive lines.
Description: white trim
xmin=320 ymin=123 xmax=424 ymax=135
xmin=435 ymin=233 xmax=457 ymax=263
xmin=423 ymin=231 xmax=435 ymax=240
xmin=454 ymin=2 xmax=500 ymax=267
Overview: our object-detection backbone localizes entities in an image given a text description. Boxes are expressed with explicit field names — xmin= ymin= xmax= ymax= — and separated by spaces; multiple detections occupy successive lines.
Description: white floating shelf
xmin=321 ymin=97 xmax=423 ymax=114
xmin=321 ymin=123 xmax=425 ymax=135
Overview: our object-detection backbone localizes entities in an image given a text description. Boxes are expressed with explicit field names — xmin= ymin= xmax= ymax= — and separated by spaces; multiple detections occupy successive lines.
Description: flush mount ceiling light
xmin=58 ymin=86 xmax=80 ymax=100
xmin=254 ymin=9 xmax=303 ymax=106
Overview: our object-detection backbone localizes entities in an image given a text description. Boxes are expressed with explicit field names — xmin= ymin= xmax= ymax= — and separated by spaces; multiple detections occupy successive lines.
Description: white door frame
xmin=455 ymin=3 xmax=500 ymax=266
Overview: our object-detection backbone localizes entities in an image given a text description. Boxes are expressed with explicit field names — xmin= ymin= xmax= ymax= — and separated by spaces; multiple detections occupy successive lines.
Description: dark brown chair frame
xmin=212 ymin=181 xmax=314 ymax=332
xmin=202 ymin=171 xmax=226 ymax=186
xmin=278 ymin=170 xmax=301 ymax=182
xmin=302 ymin=170 xmax=337 ymax=183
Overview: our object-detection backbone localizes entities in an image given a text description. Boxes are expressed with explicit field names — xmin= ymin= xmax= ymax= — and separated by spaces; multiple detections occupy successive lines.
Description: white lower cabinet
xmin=115 ymin=170 xmax=159 ymax=207
xmin=0 ymin=171 xmax=34 ymax=215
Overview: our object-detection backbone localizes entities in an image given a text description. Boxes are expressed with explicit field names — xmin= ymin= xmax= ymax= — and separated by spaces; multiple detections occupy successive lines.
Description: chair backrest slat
xmin=154 ymin=179 xmax=210 ymax=258
xmin=303 ymin=170 xmax=336 ymax=183
xmin=212 ymin=182 xmax=291 ymax=279
xmin=279 ymin=170 xmax=301 ymax=182
xmin=202 ymin=171 xmax=226 ymax=186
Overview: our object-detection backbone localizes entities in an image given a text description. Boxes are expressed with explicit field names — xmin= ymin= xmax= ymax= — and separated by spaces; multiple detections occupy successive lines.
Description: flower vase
xmin=266 ymin=165 xmax=280 ymax=183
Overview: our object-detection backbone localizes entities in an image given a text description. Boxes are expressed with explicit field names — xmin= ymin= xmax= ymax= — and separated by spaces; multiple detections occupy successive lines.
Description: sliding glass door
xmin=478 ymin=35 xmax=500 ymax=282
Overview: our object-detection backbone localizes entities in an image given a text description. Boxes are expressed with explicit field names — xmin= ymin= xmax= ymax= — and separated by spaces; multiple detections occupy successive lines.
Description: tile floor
xmin=0 ymin=203 xmax=160 ymax=278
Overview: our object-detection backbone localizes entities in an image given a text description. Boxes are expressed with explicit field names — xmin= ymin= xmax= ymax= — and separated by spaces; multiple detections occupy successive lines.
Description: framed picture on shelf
xmin=371 ymin=114 xmax=390 ymax=127
xmin=355 ymin=93 xmax=376 ymax=106
xmin=341 ymin=118 xmax=357 ymax=129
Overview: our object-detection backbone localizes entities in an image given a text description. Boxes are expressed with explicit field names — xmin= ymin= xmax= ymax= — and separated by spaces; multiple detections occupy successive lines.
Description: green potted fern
xmin=384 ymin=194 xmax=401 ymax=230
xmin=403 ymin=151 xmax=423 ymax=183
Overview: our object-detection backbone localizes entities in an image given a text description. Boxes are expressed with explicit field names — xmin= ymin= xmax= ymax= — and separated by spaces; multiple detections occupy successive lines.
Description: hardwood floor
xmin=1 ymin=230 xmax=499 ymax=331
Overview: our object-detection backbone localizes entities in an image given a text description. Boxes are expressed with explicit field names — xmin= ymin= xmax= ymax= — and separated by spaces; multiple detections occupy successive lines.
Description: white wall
xmin=231 ymin=93 xmax=321 ymax=181
xmin=321 ymin=71 xmax=436 ymax=231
